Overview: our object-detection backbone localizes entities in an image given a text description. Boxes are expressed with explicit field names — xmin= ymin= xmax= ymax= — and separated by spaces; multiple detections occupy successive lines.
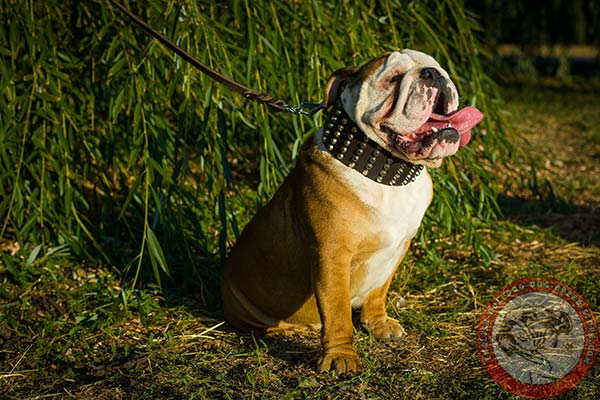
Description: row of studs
xmin=323 ymin=108 xmax=423 ymax=186
xmin=361 ymin=147 xmax=393 ymax=180
xmin=391 ymin=164 xmax=424 ymax=186
xmin=322 ymin=108 xmax=361 ymax=160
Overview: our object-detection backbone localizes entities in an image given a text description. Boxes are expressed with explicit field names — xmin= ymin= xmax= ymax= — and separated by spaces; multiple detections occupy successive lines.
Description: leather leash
xmin=106 ymin=0 xmax=324 ymax=116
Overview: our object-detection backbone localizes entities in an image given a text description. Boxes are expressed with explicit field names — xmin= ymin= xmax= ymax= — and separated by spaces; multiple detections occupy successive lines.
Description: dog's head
xmin=324 ymin=50 xmax=483 ymax=167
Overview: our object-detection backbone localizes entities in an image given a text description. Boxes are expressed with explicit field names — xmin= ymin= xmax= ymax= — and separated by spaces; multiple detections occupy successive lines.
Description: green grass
xmin=1 ymin=224 xmax=598 ymax=398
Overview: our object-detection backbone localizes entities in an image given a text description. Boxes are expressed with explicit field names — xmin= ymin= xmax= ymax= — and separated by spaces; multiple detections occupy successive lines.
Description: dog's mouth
xmin=379 ymin=85 xmax=483 ymax=161
xmin=382 ymin=106 xmax=483 ymax=151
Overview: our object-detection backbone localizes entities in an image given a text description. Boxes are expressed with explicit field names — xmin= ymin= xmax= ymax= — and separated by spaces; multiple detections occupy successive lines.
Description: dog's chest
xmin=342 ymin=167 xmax=433 ymax=307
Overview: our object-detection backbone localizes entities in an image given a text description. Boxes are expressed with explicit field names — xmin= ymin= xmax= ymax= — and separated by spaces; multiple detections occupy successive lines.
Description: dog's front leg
xmin=361 ymin=244 xmax=410 ymax=341
xmin=313 ymin=252 xmax=360 ymax=375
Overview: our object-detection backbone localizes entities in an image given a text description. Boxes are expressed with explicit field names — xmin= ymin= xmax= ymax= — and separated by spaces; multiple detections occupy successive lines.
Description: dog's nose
xmin=420 ymin=67 xmax=441 ymax=80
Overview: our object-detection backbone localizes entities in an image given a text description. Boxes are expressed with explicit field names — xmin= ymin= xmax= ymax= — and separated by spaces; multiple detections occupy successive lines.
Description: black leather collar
xmin=321 ymin=106 xmax=423 ymax=186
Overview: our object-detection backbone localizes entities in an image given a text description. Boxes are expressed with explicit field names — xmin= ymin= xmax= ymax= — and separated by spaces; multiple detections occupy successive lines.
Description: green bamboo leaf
xmin=111 ymin=88 xmax=126 ymax=120
xmin=147 ymin=227 xmax=171 ymax=280
xmin=146 ymin=157 xmax=173 ymax=184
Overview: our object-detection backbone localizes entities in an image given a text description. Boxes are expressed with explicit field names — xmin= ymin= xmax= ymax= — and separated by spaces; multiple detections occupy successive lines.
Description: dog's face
xmin=325 ymin=50 xmax=483 ymax=167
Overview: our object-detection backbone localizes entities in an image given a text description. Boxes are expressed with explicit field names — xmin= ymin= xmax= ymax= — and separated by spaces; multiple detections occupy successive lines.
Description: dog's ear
xmin=324 ymin=67 xmax=359 ymax=108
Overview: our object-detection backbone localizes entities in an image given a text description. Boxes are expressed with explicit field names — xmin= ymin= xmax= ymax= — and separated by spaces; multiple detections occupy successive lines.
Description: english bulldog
xmin=222 ymin=49 xmax=483 ymax=375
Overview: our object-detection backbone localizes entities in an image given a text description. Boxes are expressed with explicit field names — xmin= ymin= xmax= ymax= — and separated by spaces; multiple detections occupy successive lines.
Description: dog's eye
xmin=390 ymin=75 xmax=402 ymax=83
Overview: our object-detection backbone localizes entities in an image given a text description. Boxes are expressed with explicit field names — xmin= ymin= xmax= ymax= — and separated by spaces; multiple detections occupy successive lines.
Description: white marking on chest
xmin=344 ymin=166 xmax=433 ymax=308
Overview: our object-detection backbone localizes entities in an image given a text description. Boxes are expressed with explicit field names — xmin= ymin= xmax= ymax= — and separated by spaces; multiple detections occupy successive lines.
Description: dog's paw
xmin=363 ymin=317 xmax=407 ymax=341
xmin=317 ymin=349 xmax=361 ymax=376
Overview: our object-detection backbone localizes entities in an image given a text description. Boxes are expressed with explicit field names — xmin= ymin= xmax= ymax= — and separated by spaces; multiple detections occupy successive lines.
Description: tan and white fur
xmin=222 ymin=50 xmax=482 ymax=375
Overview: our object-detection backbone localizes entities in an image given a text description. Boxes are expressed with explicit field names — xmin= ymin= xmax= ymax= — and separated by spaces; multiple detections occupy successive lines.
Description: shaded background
xmin=469 ymin=0 xmax=600 ymax=80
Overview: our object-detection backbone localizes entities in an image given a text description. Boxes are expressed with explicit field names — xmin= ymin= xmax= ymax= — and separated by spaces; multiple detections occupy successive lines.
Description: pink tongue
xmin=425 ymin=106 xmax=484 ymax=146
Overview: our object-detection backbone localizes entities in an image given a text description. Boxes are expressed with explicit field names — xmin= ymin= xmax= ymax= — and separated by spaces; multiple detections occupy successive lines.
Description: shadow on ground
xmin=499 ymin=194 xmax=600 ymax=246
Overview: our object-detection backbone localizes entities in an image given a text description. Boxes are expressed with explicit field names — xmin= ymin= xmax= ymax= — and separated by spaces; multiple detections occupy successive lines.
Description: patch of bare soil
xmin=499 ymin=86 xmax=600 ymax=245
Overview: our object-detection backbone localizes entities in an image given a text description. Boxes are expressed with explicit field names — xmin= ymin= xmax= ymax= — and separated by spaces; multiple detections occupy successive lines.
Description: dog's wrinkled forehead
xmin=324 ymin=49 xmax=448 ymax=108
xmin=398 ymin=49 xmax=441 ymax=68
xmin=362 ymin=50 xmax=442 ymax=80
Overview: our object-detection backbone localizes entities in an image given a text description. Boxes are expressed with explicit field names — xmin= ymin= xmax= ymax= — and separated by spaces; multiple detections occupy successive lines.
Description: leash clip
xmin=285 ymin=102 xmax=326 ymax=117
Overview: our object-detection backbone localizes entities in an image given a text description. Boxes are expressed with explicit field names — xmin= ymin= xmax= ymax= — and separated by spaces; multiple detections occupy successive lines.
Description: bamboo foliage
xmin=1 ymin=0 xmax=516 ymax=293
